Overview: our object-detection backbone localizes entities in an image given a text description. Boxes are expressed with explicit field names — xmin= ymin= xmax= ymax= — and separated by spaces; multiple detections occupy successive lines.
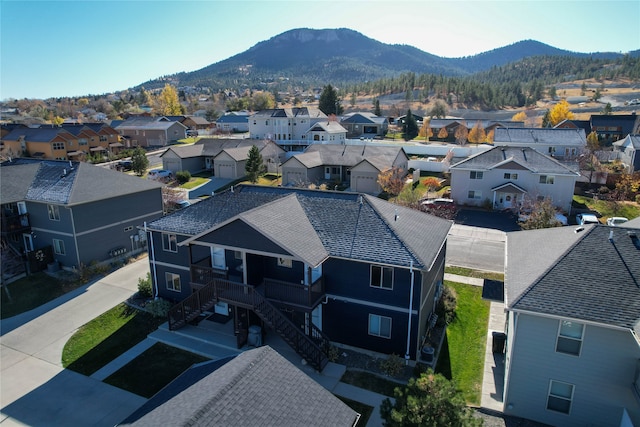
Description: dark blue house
xmin=144 ymin=185 xmax=451 ymax=370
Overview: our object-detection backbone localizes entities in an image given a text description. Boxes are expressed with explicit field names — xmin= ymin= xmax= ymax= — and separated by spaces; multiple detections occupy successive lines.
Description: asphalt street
xmin=447 ymin=224 xmax=506 ymax=273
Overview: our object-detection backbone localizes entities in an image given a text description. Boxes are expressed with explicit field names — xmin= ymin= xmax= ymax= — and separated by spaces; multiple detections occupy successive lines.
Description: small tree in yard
xmin=422 ymin=177 xmax=441 ymax=198
xmin=131 ymin=147 xmax=149 ymax=176
xmin=380 ymin=370 xmax=482 ymax=427
xmin=520 ymin=197 xmax=563 ymax=230
xmin=245 ymin=145 xmax=265 ymax=183
xmin=378 ymin=167 xmax=406 ymax=198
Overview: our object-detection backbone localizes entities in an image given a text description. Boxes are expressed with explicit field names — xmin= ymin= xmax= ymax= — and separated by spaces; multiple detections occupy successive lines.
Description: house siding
xmin=504 ymin=312 xmax=640 ymax=427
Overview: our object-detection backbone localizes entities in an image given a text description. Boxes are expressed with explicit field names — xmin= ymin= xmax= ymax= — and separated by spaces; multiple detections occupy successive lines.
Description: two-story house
xmin=503 ymin=224 xmax=640 ymax=427
xmin=144 ymin=185 xmax=451 ymax=371
xmin=115 ymin=116 xmax=188 ymax=147
xmin=493 ymin=127 xmax=587 ymax=160
xmin=590 ymin=113 xmax=640 ymax=145
xmin=280 ymin=144 xmax=409 ymax=194
xmin=0 ymin=159 xmax=163 ymax=273
xmin=215 ymin=111 xmax=250 ymax=133
xmin=449 ymin=146 xmax=579 ymax=213
xmin=249 ymin=107 xmax=328 ymax=151
xmin=613 ymin=134 xmax=640 ymax=172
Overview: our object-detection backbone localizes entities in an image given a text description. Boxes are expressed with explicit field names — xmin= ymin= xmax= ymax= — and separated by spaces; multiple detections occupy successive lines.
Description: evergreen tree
xmin=131 ymin=147 xmax=149 ymax=176
xmin=373 ymin=98 xmax=381 ymax=116
xmin=318 ymin=84 xmax=343 ymax=116
xmin=402 ymin=110 xmax=419 ymax=141
xmin=245 ymin=145 xmax=265 ymax=183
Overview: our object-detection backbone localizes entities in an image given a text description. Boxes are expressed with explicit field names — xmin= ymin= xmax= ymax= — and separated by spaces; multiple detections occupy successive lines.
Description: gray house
xmin=119 ymin=346 xmax=359 ymax=427
xmin=0 ymin=159 xmax=163 ymax=271
xmin=215 ymin=111 xmax=250 ymax=133
xmin=493 ymin=127 xmax=587 ymax=160
xmin=449 ymin=146 xmax=580 ymax=213
xmin=340 ymin=112 xmax=388 ymax=138
xmin=503 ymin=224 xmax=640 ymax=426
xmin=281 ymin=144 xmax=408 ymax=194
xmin=613 ymin=134 xmax=640 ymax=172
xmin=115 ymin=116 xmax=187 ymax=147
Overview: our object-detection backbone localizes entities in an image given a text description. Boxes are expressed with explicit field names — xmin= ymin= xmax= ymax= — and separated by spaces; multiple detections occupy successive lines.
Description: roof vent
xmin=609 ymin=230 xmax=614 ymax=243
xmin=574 ymin=226 xmax=585 ymax=233
xmin=62 ymin=168 xmax=67 ymax=176
xmin=358 ymin=195 xmax=363 ymax=205
xmin=230 ymin=185 xmax=234 ymax=193
xmin=394 ymin=208 xmax=399 ymax=222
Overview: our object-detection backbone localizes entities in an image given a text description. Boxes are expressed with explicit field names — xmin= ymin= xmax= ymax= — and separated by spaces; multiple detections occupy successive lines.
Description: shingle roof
xmin=146 ymin=185 xmax=451 ymax=270
xmin=251 ymin=107 xmax=326 ymax=119
xmin=115 ymin=116 xmax=186 ymax=131
xmin=306 ymin=121 xmax=347 ymax=134
xmin=506 ymin=225 xmax=640 ymax=333
xmin=450 ymin=146 xmax=580 ymax=176
xmin=160 ymin=144 xmax=204 ymax=159
xmin=2 ymin=127 xmax=69 ymax=142
xmin=340 ymin=112 xmax=387 ymax=125
xmin=494 ymin=127 xmax=586 ymax=145
xmin=303 ymin=144 xmax=405 ymax=168
xmin=614 ymin=134 xmax=640 ymax=150
xmin=216 ymin=114 xmax=249 ymax=124
xmin=119 ymin=346 xmax=359 ymax=427
xmin=0 ymin=159 xmax=162 ymax=205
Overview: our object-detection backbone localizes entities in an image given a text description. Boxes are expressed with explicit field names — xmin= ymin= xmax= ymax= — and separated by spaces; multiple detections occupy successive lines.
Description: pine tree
xmin=131 ymin=147 xmax=149 ymax=176
xmin=402 ymin=110 xmax=419 ymax=141
xmin=318 ymin=85 xmax=343 ymax=116
xmin=245 ymin=145 xmax=265 ymax=183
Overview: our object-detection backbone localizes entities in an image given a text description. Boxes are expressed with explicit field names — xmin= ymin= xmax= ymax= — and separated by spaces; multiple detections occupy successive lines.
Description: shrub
xmin=145 ymin=298 xmax=172 ymax=318
xmin=436 ymin=285 xmax=457 ymax=325
xmin=175 ymin=170 xmax=191 ymax=184
xmin=327 ymin=345 xmax=341 ymax=362
xmin=137 ymin=273 xmax=152 ymax=298
xmin=380 ymin=353 xmax=404 ymax=377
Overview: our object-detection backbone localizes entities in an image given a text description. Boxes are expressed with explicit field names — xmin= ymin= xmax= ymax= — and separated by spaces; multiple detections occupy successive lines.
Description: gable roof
xmin=115 ymin=116 xmax=187 ymax=131
xmin=306 ymin=121 xmax=347 ymax=134
xmin=2 ymin=127 xmax=72 ymax=143
xmin=252 ymin=107 xmax=326 ymax=119
xmin=146 ymin=185 xmax=451 ymax=270
xmin=450 ymin=146 xmax=580 ymax=176
xmin=506 ymin=225 xmax=640 ymax=333
xmin=303 ymin=144 xmax=406 ymax=167
xmin=494 ymin=127 xmax=586 ymax=145
xmin=161 ymin=139 xmax=271 ymax=159
xmin=614 ymin=134 xmax=640 ymax=150
xmin=119 ymin=346 xmax=359 ymax=427
xmin=216 ymin=113 xmax=250 ymax=123
xmin=0 ymin=159 xmax=162 ymax=205
xmin=340 ymin=112 xmax=387 ymax=125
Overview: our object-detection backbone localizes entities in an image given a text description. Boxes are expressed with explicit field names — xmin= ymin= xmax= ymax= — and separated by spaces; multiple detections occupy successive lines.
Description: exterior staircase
xmin=167 ymin=278 xmax=330 ymax=371
xmin=1 ymin=239 xmax=26 ymax=283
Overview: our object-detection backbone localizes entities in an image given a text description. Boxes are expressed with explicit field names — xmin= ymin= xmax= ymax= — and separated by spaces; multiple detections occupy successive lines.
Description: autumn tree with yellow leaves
xmin=418 ymin=119 xmax=433 ymax=141
xmin=548 ymin=99 xmax=574 ymax=126
xmin=154 ymin=84 xmax=184 ymax=115
xmin=467 ymin=121 xmax=486 ymax=145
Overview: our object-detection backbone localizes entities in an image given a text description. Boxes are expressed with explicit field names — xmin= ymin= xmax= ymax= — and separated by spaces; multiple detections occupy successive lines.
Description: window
xmin=53 ymin=142 xmax=65 ymax=150
xmin=504 ymin=173 xmax=518 ymax=180
xmin=162 ymin=233 xmax=177 ymax=252
xmin=47 ymin=205 xmax=60 ymax=221
xmin=370 ymin=265 xmax=393 ymax=290
xmin=165 ymin=272 xmax=181 ymax=292
xmin=277 ymin=257 xmax=292 ymax=268
xmin=78 ymin=138 xmax=88 ymax=145
xmin=369 ymin=314 xmax=392 ymax=338
xmin=539 ymin=175 xmax=555 ymax=184
xmin=124 ymin=226 xmax=133 ymax=232
xmin=468 ymin=190 xmax=482 ymax=200
xmin=470 ymin=171 xmax=483 ymax=180
xmin=53 ymin=239 xmax=65 ymax=255
xmin=547 ymin=380 xmax=573 ymax=414
xmin=234 ymin=251 xmax=242 ymax=260
xmin=99 ymin=135 xmax=107 ymax=142
xmin=556 ymin=320 xmax=584 ymax=355
xmin=548 ymin=147 xmax=556 ymax=154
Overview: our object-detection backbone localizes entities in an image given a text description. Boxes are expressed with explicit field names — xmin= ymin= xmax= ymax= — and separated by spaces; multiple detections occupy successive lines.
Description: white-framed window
xmin=53 ymin=239 xmax=65 ymax=255
xmin=470 ymin=171 xmax=483 ymax=179
xmin=547 ymin=380 xmax=573 ymax=414
xmin=370 ymin=265 xmax=393 ymax=290
xmin=212 ymin=247 xmax=226 ymax=269
xmin=556 ymin=320 xmax=584 ymax=356
xmin=165 ymin=272 xmax=181 ymax=292
xmin=277 ymin=257 xmax=292 ymax=268
xmin=369 ymin=314 xmax=392 ymax=338
xmin=539 ymin=175 xmax=555 ymax=184
xmin=504 ymin=173 xmax=518 ymax=180
xmin=78 ymin=138 xmax=88 ymax=145
xmin=47 ymin=204 xmax=60 ymax=221
xmin=468 ymin=190 xmax=482 ymax=200
xmin=162 ymin=233 xmax=177 ymax=252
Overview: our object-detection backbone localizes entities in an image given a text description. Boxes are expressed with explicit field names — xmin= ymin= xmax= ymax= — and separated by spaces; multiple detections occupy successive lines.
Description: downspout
xmin=405 ymin=260 xmax=415 ymax=365
xmin=144 ymin=222 xmax=159 ymax=299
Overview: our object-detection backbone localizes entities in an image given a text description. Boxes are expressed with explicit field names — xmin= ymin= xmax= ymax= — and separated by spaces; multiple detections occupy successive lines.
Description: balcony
xmin=1 ymin=213 xmax=30 ymax=236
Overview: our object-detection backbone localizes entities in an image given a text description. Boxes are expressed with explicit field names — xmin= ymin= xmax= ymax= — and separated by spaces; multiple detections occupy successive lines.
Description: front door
xmin=324 ymin=167 xmax=331 ymax=180
xmin=23 ymin=233 xmax=33 ymax=253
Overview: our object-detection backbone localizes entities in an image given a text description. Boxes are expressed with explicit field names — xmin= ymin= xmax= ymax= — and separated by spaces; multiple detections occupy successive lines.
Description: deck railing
xmin=263 ymin=277 xmax=325 ymax=309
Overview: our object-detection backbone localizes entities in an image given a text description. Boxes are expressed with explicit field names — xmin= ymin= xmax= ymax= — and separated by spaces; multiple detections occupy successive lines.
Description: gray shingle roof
xmin=251 ymin=107 xmax=326 ymax=119
xmin=119 ymin=346 xmax=359 ymax=427
xmin=2 ymin=127 xmax=69 ymax=142
xmin=147 ymin=185 xmax=451 ymax=270
xmin=1 ymin=159 xmax=162 ymax=205
xmin=506 ymin=225 xmax=640 ymax=333
xmin=614 ymin=134 xmax=640 ymax=150
xmin=494 ymin=127 xmax=586 ymax=145
xmin=303 ymin=144 xmax=405 ymax=168
xmin=340 ymin=112 xmax=387 ymax=125
xmin=450 ymin=146 xmax=580 ymax=176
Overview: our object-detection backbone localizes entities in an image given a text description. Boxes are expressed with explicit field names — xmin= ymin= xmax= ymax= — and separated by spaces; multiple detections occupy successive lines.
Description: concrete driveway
xmin=0 ymin=258 xmax=151 ymax=426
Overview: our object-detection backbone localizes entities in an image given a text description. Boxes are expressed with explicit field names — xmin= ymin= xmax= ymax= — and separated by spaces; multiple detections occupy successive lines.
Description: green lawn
xmin=62 ymin=303 xmax=164 ymax=376
xmin=336 ymin=396 xmax=373 ymax=426
xmin=573 ymin=195 xmax=640 ymax=221
xmin=180 ymin=176 xmax=209 ymax=189
xmin=436 ymin=281 xmax=490 ymax=405
xmin=445 ymin=266 xmax=505 ymax=282
xmin=1 ymin=273 xmax=78 ymax=319
xmin=104 ymin=343 xmax=210 ymax=398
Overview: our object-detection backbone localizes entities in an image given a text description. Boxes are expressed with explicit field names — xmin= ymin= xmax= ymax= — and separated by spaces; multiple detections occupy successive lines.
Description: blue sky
xmin=1 ymin=0 xmax=639 ymax=100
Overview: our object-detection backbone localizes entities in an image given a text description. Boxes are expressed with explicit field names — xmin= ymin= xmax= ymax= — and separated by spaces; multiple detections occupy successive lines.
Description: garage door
xmin=164 ymin=159 xmax=181 ymax=174
xmin=217 ymin=163 xmax=235 ymax=179
xmin=285 ymin=171 xmax=305 ymax=186
xmin=354 ymin=175 xmax=377 ymax=194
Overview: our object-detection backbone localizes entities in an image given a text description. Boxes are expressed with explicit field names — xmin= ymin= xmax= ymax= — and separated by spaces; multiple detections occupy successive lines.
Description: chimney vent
xmin=609 ymin=230 xmax=614 ymax=242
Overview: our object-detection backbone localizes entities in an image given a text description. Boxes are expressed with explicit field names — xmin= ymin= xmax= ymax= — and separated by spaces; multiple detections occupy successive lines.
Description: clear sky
xmin=1 ymin=0 xmax=639 ymax=100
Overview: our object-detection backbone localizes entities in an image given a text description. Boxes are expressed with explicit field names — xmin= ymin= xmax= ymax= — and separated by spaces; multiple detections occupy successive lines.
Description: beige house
xmin=115 ymin=116 xmax=187 ymax=147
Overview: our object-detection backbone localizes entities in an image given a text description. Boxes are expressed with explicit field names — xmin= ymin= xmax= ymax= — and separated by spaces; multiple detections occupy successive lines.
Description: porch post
xmin=492 ymin=192 xmax=497 ymax=209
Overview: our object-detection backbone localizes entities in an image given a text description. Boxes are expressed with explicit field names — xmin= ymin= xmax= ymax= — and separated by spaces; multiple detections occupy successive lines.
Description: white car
xmin=606 ymin=217 xmax=629 ymax=226
xmin=576 ymin=213 xmax=599 ymax=225
xmin=147 ymin=169 xmax=173 ymax=180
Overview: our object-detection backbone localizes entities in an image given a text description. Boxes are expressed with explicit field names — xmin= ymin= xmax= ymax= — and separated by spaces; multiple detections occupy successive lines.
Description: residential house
xmin=281 ymin=144 xmax=408 ymax=194
xmin=502 ymin=224 xmax=640 ymax=427
xmin=428 ymin=119 xmax=524 ymax=143
xmin=0 ymin=159 xmax=163 ymax=273
xmin=590 ymin=113 xmax=640 ymax=144
xmin=160 ymin=139 xmax=285 ymax=177
xmin=395 ymin=113 xmax=424 ymax=125
xmin=305 ymin=121 xmax=347 ymax=144
xmin=249 ymin=107 xmax=328 ymax=151
xmin=613 ymin=134 xmax=640 ymax=172
xmin=144 ymin=185 xmax=451 ymax=370
xmin=118 ymin=346 xmax=359 ymax=427
xmin=215 ymin=111 xmax=250 ymax=133
xmin=340 ymin=112 xmax=388 ymax=138
xmin=493 ymin=128 xmax=587 ymax=160
xmin=1 ymin=127 xmax=78 ymax=160
xmin=554 ymin=119 xmax=592 ymax=136
xmin=164 ymin=115 xmax=211 ymax=131
xmin=449 ymin=146 xmax=580 ymax=213
xmin=115 ymin=116 xmax=187 ymax=147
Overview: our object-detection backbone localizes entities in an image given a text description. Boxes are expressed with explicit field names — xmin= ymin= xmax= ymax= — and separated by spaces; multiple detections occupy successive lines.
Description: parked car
xmin=186 ymin=130 xmax=199 ymax=137
xmin=147 ymin=169 xmax=173 ymax=180
xmin=517 ymin=210 xmax=568 ymax=225
xmin=175 ymin=200 xmax=191 ymax=209
xmin=576 ymin=213 xmax=599 ymax=225
xmin=421 ymin=198 xmax=456 ymax=209
xmin=606 ymin=217 xmax=629 ymax=226
xmin=116 ymin=160 xmax=132 ymax=171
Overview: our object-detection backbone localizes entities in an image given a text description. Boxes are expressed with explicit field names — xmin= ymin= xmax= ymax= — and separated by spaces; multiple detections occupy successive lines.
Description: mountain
xmin=139 ymin=28 xmax=635 ymax=91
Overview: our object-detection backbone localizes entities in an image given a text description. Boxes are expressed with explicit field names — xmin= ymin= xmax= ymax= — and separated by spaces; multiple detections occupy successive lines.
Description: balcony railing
xmin=263 ymin=277 xmax=325 ymax=310
xmin=1 ymin=214 xmax=30 ymax=235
